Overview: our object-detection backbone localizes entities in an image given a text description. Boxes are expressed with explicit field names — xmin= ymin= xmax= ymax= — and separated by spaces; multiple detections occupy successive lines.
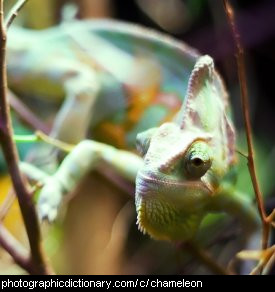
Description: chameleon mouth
xmin=136 ymin=171 xmax=213 ymax=194
xmin=135 ymin=171 xmax=209 ymax=241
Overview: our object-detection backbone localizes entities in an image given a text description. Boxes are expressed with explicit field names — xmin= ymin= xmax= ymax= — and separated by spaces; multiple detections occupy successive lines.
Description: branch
xmin=222 ymin=0 xmax=270 ymax=252
xmin=0 ymin=224 xmax=33 ymax=274
xmin=250 ymin=246 xmax=275 ymax=275
xmin=0 ymin=0 xmax=52 ymax=274
xmin=4 ymin=0 xmax=30 ymax=29
xmin=8 ymin=90 xmax=50 ymax=134
xmin=0 ymin=183 xmax=39 ymax=223
xmin=0 ymin=187 xmax=15 ymax=221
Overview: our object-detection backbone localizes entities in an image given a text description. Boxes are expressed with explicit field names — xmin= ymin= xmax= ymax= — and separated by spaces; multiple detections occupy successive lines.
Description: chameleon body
xmin=7 ymin=20 xmax=259 ymax=241
xmin=7 ymin=20 xmax=199 ymax=148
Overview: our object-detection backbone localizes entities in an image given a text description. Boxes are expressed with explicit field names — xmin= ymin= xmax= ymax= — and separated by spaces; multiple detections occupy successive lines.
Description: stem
xmin=13 ymin=134 xmax=38 ymax=142
xmin=5 ymin=0 xmax=30 ymax=29
xmin=36 ymin=130 xmax=74 ymax=152
xmin=0 ymin=224 xmax=34 ymax=273
xmin=263 ymin=248 xmax=275 ymax=275
xmin=249 ymin=245 xmax=275 ymax=275
xmin=0 ymin=0 xmax=52 ymax=274
xmin=222 ymin=0 xmax=269 ymax=252
xmin=0 ymin=187 xmax=15 ymax=221
xmin=8 ymin=90 xmax=50 ymax=134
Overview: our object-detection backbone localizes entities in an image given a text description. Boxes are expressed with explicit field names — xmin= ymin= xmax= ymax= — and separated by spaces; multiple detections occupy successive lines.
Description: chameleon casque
xmin=6 ymin=19 xmax=259 ymax=243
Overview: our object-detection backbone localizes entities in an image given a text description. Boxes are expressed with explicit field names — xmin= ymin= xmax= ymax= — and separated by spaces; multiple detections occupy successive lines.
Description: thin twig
xmin=4 ymin=0 xmax=30 ymax=29
xmin=249 ymin=245 xmax=275 ymax=275
xmin=0 ymin=183 xmax=39 ymax=223
xmin=0 ymin=0 xmax=52 ymax=274
xmin=267 ymin=209 xmax=275 ymax=225
xmin=36 ymin=130 xmax=75 ymax=152
xmin=235 ymin=149 xmax=248 ymax=159
xmin=222 ymin=0 xmax=270 ymax=253
xmin=263 ymin=250 xmax=275 ymax=275
xmin=8 ymin=90 xmax=50 ymax=134
xmin=0 ymin=224 xmax=33 ymax=274
xmin=0 ymin=187 xmax=16 ymax=222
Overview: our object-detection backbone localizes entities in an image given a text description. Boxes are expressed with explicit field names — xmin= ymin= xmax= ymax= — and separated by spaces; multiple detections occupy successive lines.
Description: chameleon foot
xmin=38 ymin=177 xmax=64 ymax=222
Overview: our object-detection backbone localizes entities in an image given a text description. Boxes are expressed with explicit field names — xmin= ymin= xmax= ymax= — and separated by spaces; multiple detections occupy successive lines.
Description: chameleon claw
xmin=38 ymin=204 xmax=58 ymax=223
xmin=37 ymin=177 xmax=64 ymax=223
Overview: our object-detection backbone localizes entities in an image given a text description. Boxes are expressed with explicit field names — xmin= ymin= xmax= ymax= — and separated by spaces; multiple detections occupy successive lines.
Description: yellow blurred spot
xmin=0 ymin=175 xmax=25 ymax=241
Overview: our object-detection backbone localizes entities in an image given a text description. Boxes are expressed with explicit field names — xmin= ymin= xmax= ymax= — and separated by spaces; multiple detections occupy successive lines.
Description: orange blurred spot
xmin=126 ymin=84 xmax=159 ymax=130
xmin=94 ymin=122 xmax=127 ymax=149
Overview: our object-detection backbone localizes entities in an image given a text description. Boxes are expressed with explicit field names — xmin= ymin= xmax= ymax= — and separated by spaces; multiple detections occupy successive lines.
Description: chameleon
xmin=6 ymin=19 xmax=259 ymax=243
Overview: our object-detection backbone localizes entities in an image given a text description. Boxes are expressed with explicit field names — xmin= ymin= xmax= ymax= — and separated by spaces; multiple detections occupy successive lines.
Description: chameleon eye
xmin=136 ymin=127 xmax=157 ymax=156
xmin=184 ymin=141 xmax=212 ymax=179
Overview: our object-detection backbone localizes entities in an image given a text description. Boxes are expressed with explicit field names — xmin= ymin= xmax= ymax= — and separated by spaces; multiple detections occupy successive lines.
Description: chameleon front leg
xmin=49 ymin=64 xmax=100 ymax=144
xmin=210 ymin=187 xmax=268 ymax=274
xmin=22 ymin=140 xmax=143 ymax=221
xmin=210 ymin=186 xmax=260 ymax=242
xmin=9 ymin=49 xmax=100 ymax=144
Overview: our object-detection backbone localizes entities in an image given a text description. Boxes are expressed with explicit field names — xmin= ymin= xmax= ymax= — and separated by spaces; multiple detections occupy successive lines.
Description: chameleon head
xmin=135 ymin=123 xmax=216 ymax=241
xmin=135 ymin=55 xmax=235 ymax=241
